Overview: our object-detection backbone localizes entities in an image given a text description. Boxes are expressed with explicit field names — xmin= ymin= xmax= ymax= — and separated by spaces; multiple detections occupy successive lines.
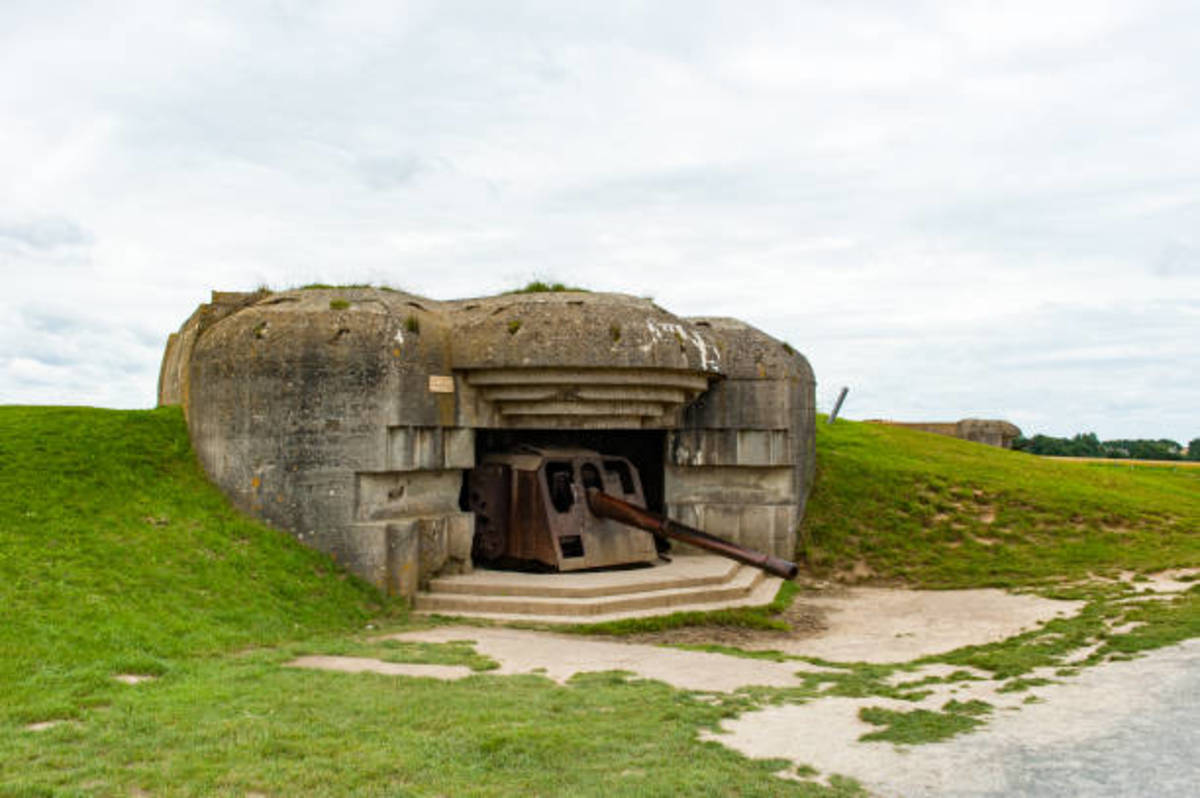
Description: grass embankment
xmin=0 ymin=407 xmax=844 ymax=797
xmin=0 ymin=407 xmax=381 ymax=727
xmin=2 ymin=408 xmax=1196 ymax=791
xmin=577 ymin=417 xmax=1200 ymax=637
xmin=800 ymin=418 xmax=1200 ymax=587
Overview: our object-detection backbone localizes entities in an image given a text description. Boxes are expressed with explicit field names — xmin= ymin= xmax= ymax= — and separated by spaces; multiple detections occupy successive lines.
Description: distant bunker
xmin=865 ymin=419 xmax=1022 ymax=449
xmin=158 ymin=288 xmax=816 ymax=597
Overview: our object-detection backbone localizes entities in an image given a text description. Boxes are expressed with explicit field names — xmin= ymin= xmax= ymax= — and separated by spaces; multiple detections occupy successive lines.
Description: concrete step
xmin=414 ymin=572 xmax=784 ymax=625
xmin=426 ymin=557 xmax=741 ymax=598
xmin=414 ymin=561 xmax=769 ymax=619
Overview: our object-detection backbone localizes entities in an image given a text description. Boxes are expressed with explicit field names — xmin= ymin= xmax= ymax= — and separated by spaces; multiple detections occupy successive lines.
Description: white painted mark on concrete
xmin=644 ymin=321 xmax=721 ymax=372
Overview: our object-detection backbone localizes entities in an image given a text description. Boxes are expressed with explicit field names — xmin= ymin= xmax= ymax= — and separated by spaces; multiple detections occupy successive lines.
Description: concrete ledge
xmin=426 ymin=556 xmax=740 ymax=598
xmin=415 ymin=569 xmax=762 ymax=616
xmin=414 ymin=555 xmax=784 ymax=622
xmin=414 ymin=572 xmax=783 ymax=625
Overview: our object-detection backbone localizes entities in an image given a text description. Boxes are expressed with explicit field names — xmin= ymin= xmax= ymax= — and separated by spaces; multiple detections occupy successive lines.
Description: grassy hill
xmin=0 ymin=406 xmax=381 ymax=726
xmin=800 ymin=417 xmax=1200 ymax=587
xmin=0 ymin=406 xmax=831 ymax=797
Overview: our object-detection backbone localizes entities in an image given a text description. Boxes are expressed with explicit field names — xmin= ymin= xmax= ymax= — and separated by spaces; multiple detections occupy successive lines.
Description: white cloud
xmin=1 ymin=0 xmax=1198 ymax=441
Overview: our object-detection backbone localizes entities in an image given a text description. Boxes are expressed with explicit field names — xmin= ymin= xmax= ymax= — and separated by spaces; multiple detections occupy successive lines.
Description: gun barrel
xmin=586 ymin=488 xmax=799 ymax=580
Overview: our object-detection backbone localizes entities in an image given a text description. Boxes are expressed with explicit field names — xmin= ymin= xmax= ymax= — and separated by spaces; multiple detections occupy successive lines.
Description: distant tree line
xmin=1014 ymin=433 xmax=1200 ymax=461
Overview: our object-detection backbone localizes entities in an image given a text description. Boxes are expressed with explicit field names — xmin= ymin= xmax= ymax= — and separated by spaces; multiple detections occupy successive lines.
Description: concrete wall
xmin=160 ymin=288 xmax=816 ymax=596
xmin=665 ymin=317 xmax=815 ymax=560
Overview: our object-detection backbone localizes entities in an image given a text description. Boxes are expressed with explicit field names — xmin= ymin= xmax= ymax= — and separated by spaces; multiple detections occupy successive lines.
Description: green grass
xmin=995 ymin=676 xmax=1055 ymax=693
xmin=0 ymin=407 xmax=857 ymax=796
xmin=4 ymin=406 xmax=1199 ymax=793
xmin=506 ymin=280 xmax=588 ymax=294
xmin=296 ymin=283 xmax=399 ymax=291
xmin=857 ymin=699 xmax=991 ymax=744
xmin=800 ymin=417 xmax=1200 ymax=587
xmin=2 ymin=652 xmax=856 ymax=797
xmin=0 ymin=407 xmax=383 ymax=728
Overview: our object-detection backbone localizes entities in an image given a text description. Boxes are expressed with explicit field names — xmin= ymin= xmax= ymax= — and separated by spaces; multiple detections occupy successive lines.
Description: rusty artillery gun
xmin=466 ymin=447 xmax=798 ymax=580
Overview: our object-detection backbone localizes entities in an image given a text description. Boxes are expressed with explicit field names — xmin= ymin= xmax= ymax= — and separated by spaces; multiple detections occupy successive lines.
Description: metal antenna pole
xmin=828 ymin=386 xmax=849 ymax=424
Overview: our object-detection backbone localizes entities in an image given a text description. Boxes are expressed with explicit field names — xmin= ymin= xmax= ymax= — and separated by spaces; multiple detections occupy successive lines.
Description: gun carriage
xmin=467 ymin=447 xmax=798 ymax=580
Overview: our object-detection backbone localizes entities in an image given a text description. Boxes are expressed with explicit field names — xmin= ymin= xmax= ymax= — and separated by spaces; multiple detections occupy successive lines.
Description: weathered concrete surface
xmin=112 ymin=674 xmax=157 ymax=685
xmin=426 ymin=554 xmax=741 ymax=598
xmin=159 ymin=288 xmax=816 ymax=595
xmin=413 ymin=561 xmax=782 ymax=623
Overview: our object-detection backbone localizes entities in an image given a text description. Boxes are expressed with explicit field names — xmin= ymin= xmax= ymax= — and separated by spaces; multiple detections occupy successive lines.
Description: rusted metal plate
xmin=467 ymin=448 xmax=657 ymax=571
xmin=467 ymin=463 xmax=509 ymax=562
xmin=508 ymin=469 xmax=557 ymax=565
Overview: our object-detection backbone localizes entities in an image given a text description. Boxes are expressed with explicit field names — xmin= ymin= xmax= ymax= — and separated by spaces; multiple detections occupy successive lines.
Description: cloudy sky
xmin=2 ymin=0 xmax=1197 ymax=441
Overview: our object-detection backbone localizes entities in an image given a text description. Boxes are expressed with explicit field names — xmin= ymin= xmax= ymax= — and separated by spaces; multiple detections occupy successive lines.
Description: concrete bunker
xmin=158 ymin=287 xmax=817 ymax=598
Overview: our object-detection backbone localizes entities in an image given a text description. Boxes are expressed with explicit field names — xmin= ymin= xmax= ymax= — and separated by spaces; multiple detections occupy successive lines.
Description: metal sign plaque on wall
xmin=428 ymin=375 xmax=455 ymax=394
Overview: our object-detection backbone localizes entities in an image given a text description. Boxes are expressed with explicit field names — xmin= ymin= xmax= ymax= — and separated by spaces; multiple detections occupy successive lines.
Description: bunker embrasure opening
xmin=463 ymin=429 xmax=667 ymax=571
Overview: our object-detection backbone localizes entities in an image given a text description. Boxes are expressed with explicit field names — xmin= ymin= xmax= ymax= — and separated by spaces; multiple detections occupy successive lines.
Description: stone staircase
xmin=413 ymin=555 xmax=782 ymax=623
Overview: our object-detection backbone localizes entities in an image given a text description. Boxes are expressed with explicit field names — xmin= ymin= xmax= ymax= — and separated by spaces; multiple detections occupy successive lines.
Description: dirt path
xmin=622 ymin=586 xmax=1080 ymax=662
xmin=374 ymin=626 xmax=818 ymax=691
xmin=287 ymin=577 xmax=1197 ymax=794
xmin=317 ymin=586 xmax=1075 ymax=690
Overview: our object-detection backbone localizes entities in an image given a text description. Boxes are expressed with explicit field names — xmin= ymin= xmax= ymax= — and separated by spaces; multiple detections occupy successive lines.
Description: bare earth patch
xmin=112 ymin=674 xmax=157 ymax=685
xmin=286 ymin=655 xmax=475 ymax=680
xmin=376 ymin=627 xmax=818 ymax=690
xmin=625 ymin=586 xmax=1080 ymax=662
xmin=766 ymin=587 xmax=1082 ymax=662
xmin=1121 ymin=569 xmax=1199 ymax=593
